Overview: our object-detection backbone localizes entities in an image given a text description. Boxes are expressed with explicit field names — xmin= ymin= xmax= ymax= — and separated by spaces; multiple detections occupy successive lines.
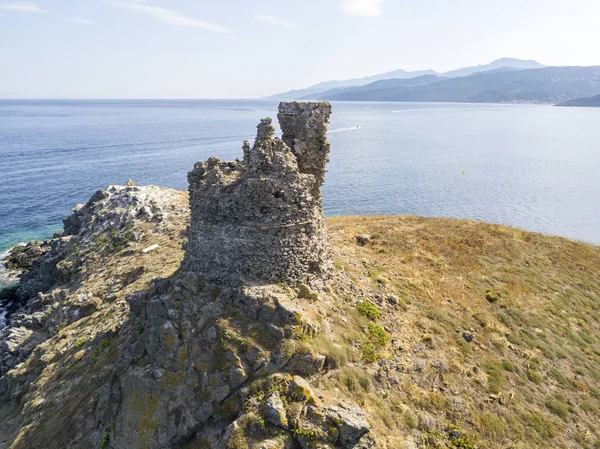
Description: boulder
xmin=262 ymin=392 xmax=289 ymax=429
xmin=355 ymin=234 xmax=371 ymax=246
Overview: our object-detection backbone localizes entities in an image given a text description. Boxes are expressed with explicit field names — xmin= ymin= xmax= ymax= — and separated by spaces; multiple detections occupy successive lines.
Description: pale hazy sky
xmin=1 ymin=0 xmax=599 ymax=98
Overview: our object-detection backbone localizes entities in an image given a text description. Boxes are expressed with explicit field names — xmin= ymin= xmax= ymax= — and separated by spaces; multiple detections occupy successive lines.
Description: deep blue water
xmin=1 ymin=99 xmax=600 ymax=288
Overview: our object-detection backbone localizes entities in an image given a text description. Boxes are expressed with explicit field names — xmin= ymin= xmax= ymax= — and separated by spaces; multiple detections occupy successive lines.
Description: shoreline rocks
xmin=2 ymin=240 xmax=52 ymax=273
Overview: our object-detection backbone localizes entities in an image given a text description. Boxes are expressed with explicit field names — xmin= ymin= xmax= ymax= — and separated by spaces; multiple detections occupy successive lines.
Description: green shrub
xmin=357 ymin=301 xmax=380 ymax=321
xmin=447 ymin=424 xmax=476 ymax=449
xmin=502 ymin=360 xmax=516 ymax=372
xmin=527 ymin=370 xmax=542 ymax=385
xmin=99 ymin=432 xmax=110 ymax=449
xmin=109 ymin=222 xmax=134 ymax=252
xmin=368 ymin=323 xmax=390 ymax=348
xmin=486 ymin=289 xmax=500 ymax=303
xmin=545 ymin=397 xmax=569 ymax=420
xmin=522 ymin=411 xmax=556 ymax=439
xmin=362 ymin=344 xmax=377 ymax=363
xmin=485 ymin=362 xmax=504 ymax=394
xmin=339 ymin=366 xmax=372 ymax=393
xmin=480 ymin=412 xmax=509 ymax=439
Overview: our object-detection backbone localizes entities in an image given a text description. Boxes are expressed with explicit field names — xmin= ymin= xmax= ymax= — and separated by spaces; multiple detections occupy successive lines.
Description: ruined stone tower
xmin=183 ymin=101 xmax=333 ymax=286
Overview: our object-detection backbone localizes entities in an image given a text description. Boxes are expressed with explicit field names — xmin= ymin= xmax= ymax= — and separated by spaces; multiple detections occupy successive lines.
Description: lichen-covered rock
xmin=290 ymin=374 xmax=318 ymax=403
xmin=322 ymin=403 xmax=371 ymax=446
xmin=183 ymin=102 xmax=333 ymax=287
xmin=263 ymin=392 xmax=289 ymax=429
xmin=216 ymin=373 xmax=373 ymax=449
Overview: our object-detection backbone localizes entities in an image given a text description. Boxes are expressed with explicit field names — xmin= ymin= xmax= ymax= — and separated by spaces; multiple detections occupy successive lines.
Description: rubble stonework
xmin=183 ymin=101 xmax=333 ymax=286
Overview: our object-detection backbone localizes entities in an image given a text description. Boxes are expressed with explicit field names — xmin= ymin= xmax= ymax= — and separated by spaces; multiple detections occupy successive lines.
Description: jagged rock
xmin=323 ymin=403 xmax=371 ymax=446
xmin=462 ymin=331 xmax=474 ymax=342
xmin=353 ymin=435 xmax=378 ymax=448
xmin=386 ymin=294 xmax=399 ymax=305
xmin=273 ymin=295 xmax=303 ymax=325
xmin=183 ymin=102 xmax=333 ymax=287
xmin=285 ymin=352 xmax=327 ymax=376
xmin=256 ymin=439 xmax=291 ymax=449
xmin=449 ymin=396 xmax=468 ymax=413
xmin=262 ymin=392 xmax=289 ymax=429
xmin=298 ymin=284 xmax=318 ymax=300
xmin=403 ymin=436 xmax=419 ymax=449
xmin=290 ymin=375 xmax=318 ymax=402
xmin=217 ymin=374 xmax=373 ymax=449
xmin=3 ymin=241 xmax=51 ymax=272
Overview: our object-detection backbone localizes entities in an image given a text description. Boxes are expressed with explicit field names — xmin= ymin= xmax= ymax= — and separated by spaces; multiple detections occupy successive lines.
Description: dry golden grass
xmin=321 ymin=215 xmax=600 ymax=449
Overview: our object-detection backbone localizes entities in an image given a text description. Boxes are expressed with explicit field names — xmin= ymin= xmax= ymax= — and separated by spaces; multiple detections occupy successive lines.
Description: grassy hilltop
xmin=325 ymin=215 xmax=600 ymax=448
xmin=1 ymin=190 xmax=599 ymax=449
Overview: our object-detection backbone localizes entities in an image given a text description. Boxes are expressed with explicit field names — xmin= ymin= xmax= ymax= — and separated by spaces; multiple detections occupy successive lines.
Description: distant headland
xmin=555 ymin=94 xmax=600 ymax=107
xmin=268 ymin=58 xmax=600 ymax=104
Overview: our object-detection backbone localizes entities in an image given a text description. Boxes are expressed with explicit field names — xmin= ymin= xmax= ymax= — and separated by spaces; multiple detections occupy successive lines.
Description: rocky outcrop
xmin=183 ymin=102 xmax=333 ymax=287
xmin=111 ymin=277 xmax=375 ymax=449
xmin=3 ymin=241 xmax=52 ymax=272
xmin=216 ymin=373 xmax=373 ymax=449
xmin=0 ymin=103 xmax=377 ymax=449
xmin=0 ymin=184 xmax=186 ymax=375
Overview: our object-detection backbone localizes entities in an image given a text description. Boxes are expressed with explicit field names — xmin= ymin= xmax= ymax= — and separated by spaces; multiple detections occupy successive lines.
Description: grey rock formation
xmin=3 ymin=241 xmax=51 ymax=272
xmin=183 ymin=102 xmax=333 ymax=287
xmin=262 ymin=392 xmax=289 ymax=429
xmin=0 ymin=185 xmax=184 ymax=376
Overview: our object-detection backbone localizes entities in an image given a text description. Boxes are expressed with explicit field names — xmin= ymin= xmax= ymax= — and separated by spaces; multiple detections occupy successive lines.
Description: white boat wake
xmin=328 ymin=126 xmax=361 ymax=133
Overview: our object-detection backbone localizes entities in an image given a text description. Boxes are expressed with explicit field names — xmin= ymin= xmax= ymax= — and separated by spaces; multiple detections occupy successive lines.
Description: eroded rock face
xmin=183 ymin=102 xmax=333 ymax=287
xmin=0 ymin=185 xmax=186 ymax=376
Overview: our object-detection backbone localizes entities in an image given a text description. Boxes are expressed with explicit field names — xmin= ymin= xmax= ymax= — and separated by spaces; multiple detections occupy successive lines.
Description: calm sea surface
xmin=1 ymin=99 xmax=599 ymax=288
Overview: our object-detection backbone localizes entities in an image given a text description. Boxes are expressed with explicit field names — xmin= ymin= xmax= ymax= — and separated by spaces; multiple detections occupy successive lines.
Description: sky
xmin=0 ymin=0 xmax=599 ymax=98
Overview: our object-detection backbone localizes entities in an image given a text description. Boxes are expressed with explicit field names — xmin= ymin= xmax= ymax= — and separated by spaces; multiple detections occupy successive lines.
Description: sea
xmin=1 ymin=99 xmax=600 ymax=293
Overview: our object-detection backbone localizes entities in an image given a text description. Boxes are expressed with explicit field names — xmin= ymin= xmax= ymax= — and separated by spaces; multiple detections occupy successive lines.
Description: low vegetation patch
xmin=326 ymin=215 xmax=600 ymax=448
xmin=356 ymin=301 xmax=381 ymax=321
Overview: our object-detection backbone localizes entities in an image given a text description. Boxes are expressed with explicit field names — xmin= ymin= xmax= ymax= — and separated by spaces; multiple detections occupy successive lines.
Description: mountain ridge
xmin=268 ymin=58 xmax=546 ymax=100
xmin=302 ymin=65 xmax=600 ymax=104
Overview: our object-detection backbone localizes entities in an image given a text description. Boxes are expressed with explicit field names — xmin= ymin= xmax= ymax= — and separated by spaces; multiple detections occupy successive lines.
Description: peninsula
xmin=556 ymin=94 xmax=600 ymax=107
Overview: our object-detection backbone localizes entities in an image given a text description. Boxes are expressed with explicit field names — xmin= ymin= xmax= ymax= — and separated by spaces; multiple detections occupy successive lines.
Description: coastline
xmin=0 ymin=248 xmax=18 ymax=290
xmin=0 ymin=248 xmax=18 ymax=329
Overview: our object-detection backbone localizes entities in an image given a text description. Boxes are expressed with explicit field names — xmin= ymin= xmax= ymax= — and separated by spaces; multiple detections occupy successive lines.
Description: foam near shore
xmin=0 ymin=248 xmax=18 ymax=290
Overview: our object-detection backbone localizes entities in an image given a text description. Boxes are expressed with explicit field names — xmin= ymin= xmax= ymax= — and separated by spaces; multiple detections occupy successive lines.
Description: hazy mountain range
xmin=556 ymin=94 xmax=600 ymax=107
xmin=268 ymin=58 xmax=545 ymax=99
xmin=268 ymin=58 xmax=600 ymax=104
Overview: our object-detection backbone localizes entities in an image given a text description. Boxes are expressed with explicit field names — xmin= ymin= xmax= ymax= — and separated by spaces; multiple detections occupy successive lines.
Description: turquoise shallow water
xmin=1 ymin=99 xmax=600 ymax=289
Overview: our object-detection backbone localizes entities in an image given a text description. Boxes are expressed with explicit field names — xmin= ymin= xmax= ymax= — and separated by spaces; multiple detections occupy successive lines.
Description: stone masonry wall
xmin=182 ymin=102 xmax=333 ymax=286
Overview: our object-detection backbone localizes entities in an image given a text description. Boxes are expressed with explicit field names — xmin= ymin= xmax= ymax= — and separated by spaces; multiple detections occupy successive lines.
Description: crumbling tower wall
xmin=183 ymin=101 xmax=333 ymax=286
